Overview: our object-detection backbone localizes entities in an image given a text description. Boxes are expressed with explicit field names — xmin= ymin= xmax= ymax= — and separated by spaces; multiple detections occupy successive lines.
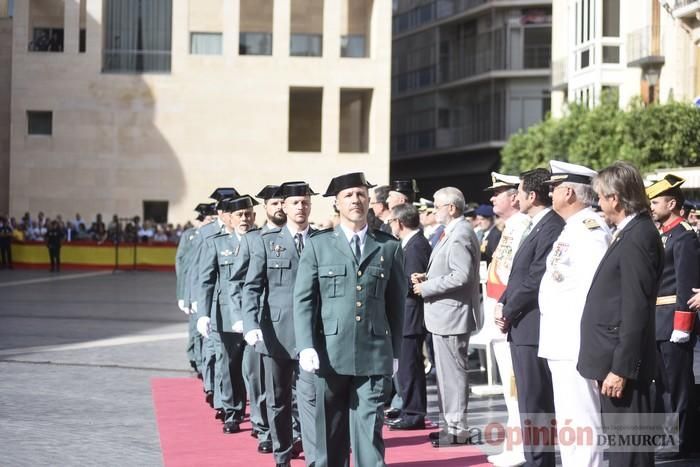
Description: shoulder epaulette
xmin=583 ymin=218 xmax=601 ymax=230
xmin=260 ymin=227 xmax=281 ymax=236
xmin=310 ymin=228 xmax=333 ymax=237
xmin=681 ymin=221 xmax=693 ymax=231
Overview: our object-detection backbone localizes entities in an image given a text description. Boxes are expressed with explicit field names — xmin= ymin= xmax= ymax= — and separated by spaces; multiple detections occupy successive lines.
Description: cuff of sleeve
xmin=673 ymin=311 xmax=696 ymax=332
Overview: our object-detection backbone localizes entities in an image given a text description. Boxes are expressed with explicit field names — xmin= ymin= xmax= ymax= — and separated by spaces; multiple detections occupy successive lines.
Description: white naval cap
xmin=546 ymin=160 xmax=597 ymax=185
xmin=484 ymin=171 xmax=521 ymax=191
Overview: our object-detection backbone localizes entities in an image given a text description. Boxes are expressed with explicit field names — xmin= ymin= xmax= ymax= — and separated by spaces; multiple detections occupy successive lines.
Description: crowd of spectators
xmin=0 ymin=212 xmax=193 ymax=245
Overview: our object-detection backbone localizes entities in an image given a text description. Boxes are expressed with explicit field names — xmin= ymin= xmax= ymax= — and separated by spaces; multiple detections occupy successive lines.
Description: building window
xmin=191 ymin=32 xmax=222 ymax=55
xmin=1 ymin=0 xmax=13 ymax=18
xmin=29 ymin=28 xmax=63 ymax=52
xmin=580 ymin=49 xmax=590 ymax=68
xmin=27 ymin=111 xmax=52 ymax=135
xmin=523 ymin=27 xmax=551 ymax=69
xmin=79 ymin=0 xmax=86 ymax=52
xmin=143 ymin=201 xmax=168 ymax=224
xmin=339 ymin=89 xmax=371 ymax=153
xmin=602 ymin=0 xmax=620 ymax=37
xmin=289 ymin=88 xmax=323 ymax=152
xmin=341 ymin=0 xmax=372 ymax=58
xmin=240 ymin=0 xmax=273 ymax=55
xmin=602 ymin=45 xmax=619 ymax=64
xmin=103 ymin=0 xmax=172 ymax=73
xmin=28 ymin=0 xmax=63 ymax=51
xmin=291 ymin=0 xmax=323 ymax=57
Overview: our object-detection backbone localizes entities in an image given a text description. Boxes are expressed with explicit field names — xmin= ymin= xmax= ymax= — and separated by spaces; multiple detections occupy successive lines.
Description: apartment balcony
xmin=671 ymin=0 xmax=700 ymax=19
xmin=551 ymin=57 xmax=567 ymax=90
xmin=627 ymin=26 xmax=665 ymax=69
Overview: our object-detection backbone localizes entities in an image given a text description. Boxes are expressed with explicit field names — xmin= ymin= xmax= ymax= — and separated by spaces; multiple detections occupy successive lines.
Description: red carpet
xmin=152 ymin=377 xmax=491 ymax=466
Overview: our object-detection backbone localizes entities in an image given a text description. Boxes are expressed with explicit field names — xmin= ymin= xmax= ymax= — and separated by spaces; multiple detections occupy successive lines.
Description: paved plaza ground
xmin=0 ymin=270 xmax=698 ymax=466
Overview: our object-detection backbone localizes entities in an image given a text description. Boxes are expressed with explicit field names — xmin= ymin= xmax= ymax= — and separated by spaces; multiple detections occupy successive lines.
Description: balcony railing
xmin=626 ymin=26 xmax=664 ymax=68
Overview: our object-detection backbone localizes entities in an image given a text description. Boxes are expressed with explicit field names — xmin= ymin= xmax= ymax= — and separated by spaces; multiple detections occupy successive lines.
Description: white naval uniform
xmin=538 ymin=207 xmax=611 ymax=467
xmin=480 ymin=211 xmax=530 ymax=464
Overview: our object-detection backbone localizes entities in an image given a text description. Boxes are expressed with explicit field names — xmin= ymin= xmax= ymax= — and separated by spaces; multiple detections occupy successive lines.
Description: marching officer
xmin=197 ymin=194 xmax=257 ymax=435
xmin=176 ymin=202 xmax=215 ymax=373
xmin=294 ymin=172 xmax=406 ymax=467
xmin=243 ymin=181 xmax=317 ymax=467
xmin=257 ymin=185 xmax=287 ymax=229
xmin=192 ymin=187 xmax=238 ymax=411
xmin=647 ymin=174 xmax=699 ymax=461
xmin=538 ymin=161 xmax=612 ymax=466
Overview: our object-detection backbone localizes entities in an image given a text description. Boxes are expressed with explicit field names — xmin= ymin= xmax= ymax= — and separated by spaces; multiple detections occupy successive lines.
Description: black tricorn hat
xmin=646 ymin=174 xmax=685 ymax=200
xmin=195 ymin=202 xmax=217 ymax=217
xmin=222 ymin=195 xmax=259 ymax=213
xmin=390 ymin=179 xmax=419 ymax=198
xmin=256 ymin=185 xmax=282 ymax=201
xmin=323 ymin=172 xmax=375 ymax=197
xmin=209 ymin=187 xmax=240 ymax=202
xmin=280 ymin=181 xmax=317 ymax=199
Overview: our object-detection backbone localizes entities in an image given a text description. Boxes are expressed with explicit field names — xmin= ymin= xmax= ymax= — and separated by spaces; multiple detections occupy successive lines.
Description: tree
xmin=500 ymin=95 xmax=700 ymax=174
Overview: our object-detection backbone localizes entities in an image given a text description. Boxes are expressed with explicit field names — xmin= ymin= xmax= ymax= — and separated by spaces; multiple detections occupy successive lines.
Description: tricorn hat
xmin=323 ymin=172 xmax=375 ymax=197
xmin=209 ymin=187 xmax=240 ymax=202
xmin=255 ymin=185 xmax=282 ymax=201
xmin=646 ymin=174 xmax=685 ymax=200
xmin=280 ymin=181 xmax=317 ymax=199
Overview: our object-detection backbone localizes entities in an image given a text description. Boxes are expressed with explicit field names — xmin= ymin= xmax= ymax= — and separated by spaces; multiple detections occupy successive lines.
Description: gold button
xmin=329 ymin=271 xmax=334 ymax=275
xmin=355 ymin=315 xmax=361 ymax=322
xmin=357 ymin=271 xmax=362 ymax=277
xmin=385 ymin=330 xmax=389 ymax=335
xmin=274 ymin=264 xmax=279 ymax=268
xmin=356 ymin=285 xmax=362 ymax=291
xmin=380 ymin=273 xmax=385 ymax=278
xmin=356 ymin=301 xmax=362 ymax=308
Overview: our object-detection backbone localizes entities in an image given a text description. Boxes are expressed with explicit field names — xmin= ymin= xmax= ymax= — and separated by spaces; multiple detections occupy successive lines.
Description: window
xmin=28 ymin=0 xmax=63 ymax=51
xmin=239 ymin=0 xmax=273 ymax=55
xmin=602 ymin=0 xmax=620 ymax=37
xmin=191 ymin=32 xmax=222 ymax=55
xmin=103 ymin=0 xmax=172 ymax=73
xmin=143 ymin=201 xmax=168 ymax=224
xmin=523 ymin=27 xmax=551 ymax=69
xmin=291 ymin=0 xmax=323 ymax=57
xmin=602 ymin=45 xmax=619 ymax=64
xmin=79 ymin=0 xmax=86 ymax=52
xmin=341 ymin=0 xmax=372 ymax=58
xmin=27 ymin=111 xmax=52 ymax=135
xmin=339 ymin=89 xmax=372 ymax=153
xmin=289 ymin=88 xmax=323 ymax=152
xmin=1 ymin=0 xmax=13 ymax=18
xmin=580 ymin=49 xmax=590 ymax=68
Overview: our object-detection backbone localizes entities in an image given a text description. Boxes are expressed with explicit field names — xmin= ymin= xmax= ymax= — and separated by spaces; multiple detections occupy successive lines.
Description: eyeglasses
xmin=434 ymin=203 xmax=452 ymax=210
xmin=385 ymin=218 xmax=398 ymax=224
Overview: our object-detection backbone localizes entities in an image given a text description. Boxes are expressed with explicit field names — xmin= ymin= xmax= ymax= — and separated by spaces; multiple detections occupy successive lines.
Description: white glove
xmin=196 ymin=316 xmax=211 ymax=338
xmin=670 ymin=330 xmax=690 ymax=343
xmin=393 ymin=358 xmax=399 ymax=376
xmin=177 ymin=300 xmax=189 ymax=314
xmin=232 ymin=320 xmax=244 ymax=334
xmin=191 ymin=301 xmax=198 ymax=313
xmin=244 ymin=329 xmax=264 ymax=346
xmin=299 ymin=348 xmax=320 ymax=373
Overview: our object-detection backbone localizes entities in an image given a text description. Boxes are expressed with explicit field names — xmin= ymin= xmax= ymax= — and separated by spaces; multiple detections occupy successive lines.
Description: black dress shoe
xmin=291 ymin=437 xmax=303 ymax=458
xmin=384 ymin=408 xmax=401 ymax=420
xmin=215 ymin=409 xmax=225 ymax=421
xmin=428 ymin=430 xmax=448 ymax=440
xmin=205 ymin=391 xmax=214 ymax=408
xmin=431 ymin=434 xmax=468 ymax=448
xmin=258 ymin=440 xmax=273 ymax=453
xmin=250 ymin=430 xmax=258 ymax=438
xmin=223 ymin=421 xmax=240 ymax=434
xmin=389 ymin=418 xmax=425 ymax=430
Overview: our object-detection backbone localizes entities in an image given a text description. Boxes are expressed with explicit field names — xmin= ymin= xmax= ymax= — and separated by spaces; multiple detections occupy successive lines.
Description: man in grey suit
xmin=412 ymin=186 xmax=481 ymax=447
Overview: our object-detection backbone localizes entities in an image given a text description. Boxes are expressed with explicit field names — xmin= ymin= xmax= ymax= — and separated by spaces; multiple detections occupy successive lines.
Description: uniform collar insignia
xmin=221 ymin=249 xmax=233 ymax=256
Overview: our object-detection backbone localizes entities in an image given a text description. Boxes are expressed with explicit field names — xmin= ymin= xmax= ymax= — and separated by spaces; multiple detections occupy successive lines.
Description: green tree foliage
xmin=500 ymin=94 xmax=700 ymax=174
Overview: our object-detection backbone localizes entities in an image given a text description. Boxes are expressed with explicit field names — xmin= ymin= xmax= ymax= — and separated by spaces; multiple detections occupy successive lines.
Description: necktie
xmin=295 ymin=233 xmax=304 ymax=255
xmin=352 ymin=234 xmax=361 ymax=261
xmin=519 ymin=220 xmax=533 ymax=247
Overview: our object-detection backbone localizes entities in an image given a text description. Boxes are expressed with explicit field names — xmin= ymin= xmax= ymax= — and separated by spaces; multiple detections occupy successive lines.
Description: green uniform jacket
xmin=199 ymin=230 xmax=252 ymax=333
xmin=175 ymin=227 xmax=198 ymax=306
xmin=293 ymin=226 xmax=406 ymax=376
xmin=243 ymin=226 xmax=316 ymax=360
xmin=194 ymin=220 xmax=226 ymax=331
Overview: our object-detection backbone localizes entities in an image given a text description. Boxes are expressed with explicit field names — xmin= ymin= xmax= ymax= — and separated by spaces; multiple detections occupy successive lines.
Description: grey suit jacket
xmin=421 ymin=217 xmax=482 ymax=336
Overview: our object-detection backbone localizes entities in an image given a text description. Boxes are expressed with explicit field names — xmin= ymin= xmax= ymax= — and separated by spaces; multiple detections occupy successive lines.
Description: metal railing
xmin=103 ymin=49 xmax=171 ymax=73
xmin=626 ymin=26 xmax=662 ymax=66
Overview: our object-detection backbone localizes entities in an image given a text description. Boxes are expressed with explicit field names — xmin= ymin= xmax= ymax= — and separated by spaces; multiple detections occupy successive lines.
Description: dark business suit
xmin=397 ymin=231 xmax=432 ymax=425
xmin=500 ymin=209 xmax=564 ymax=467
xmin=654 ymin=220 xmax=699 ymax=456
xmin=578 ymin=212 xmax=663 ymax=467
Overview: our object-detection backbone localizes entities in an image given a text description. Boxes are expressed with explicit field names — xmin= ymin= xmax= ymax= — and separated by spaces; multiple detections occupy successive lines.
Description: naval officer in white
xmin=538 ymin=161 xmax=612 ymax=467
